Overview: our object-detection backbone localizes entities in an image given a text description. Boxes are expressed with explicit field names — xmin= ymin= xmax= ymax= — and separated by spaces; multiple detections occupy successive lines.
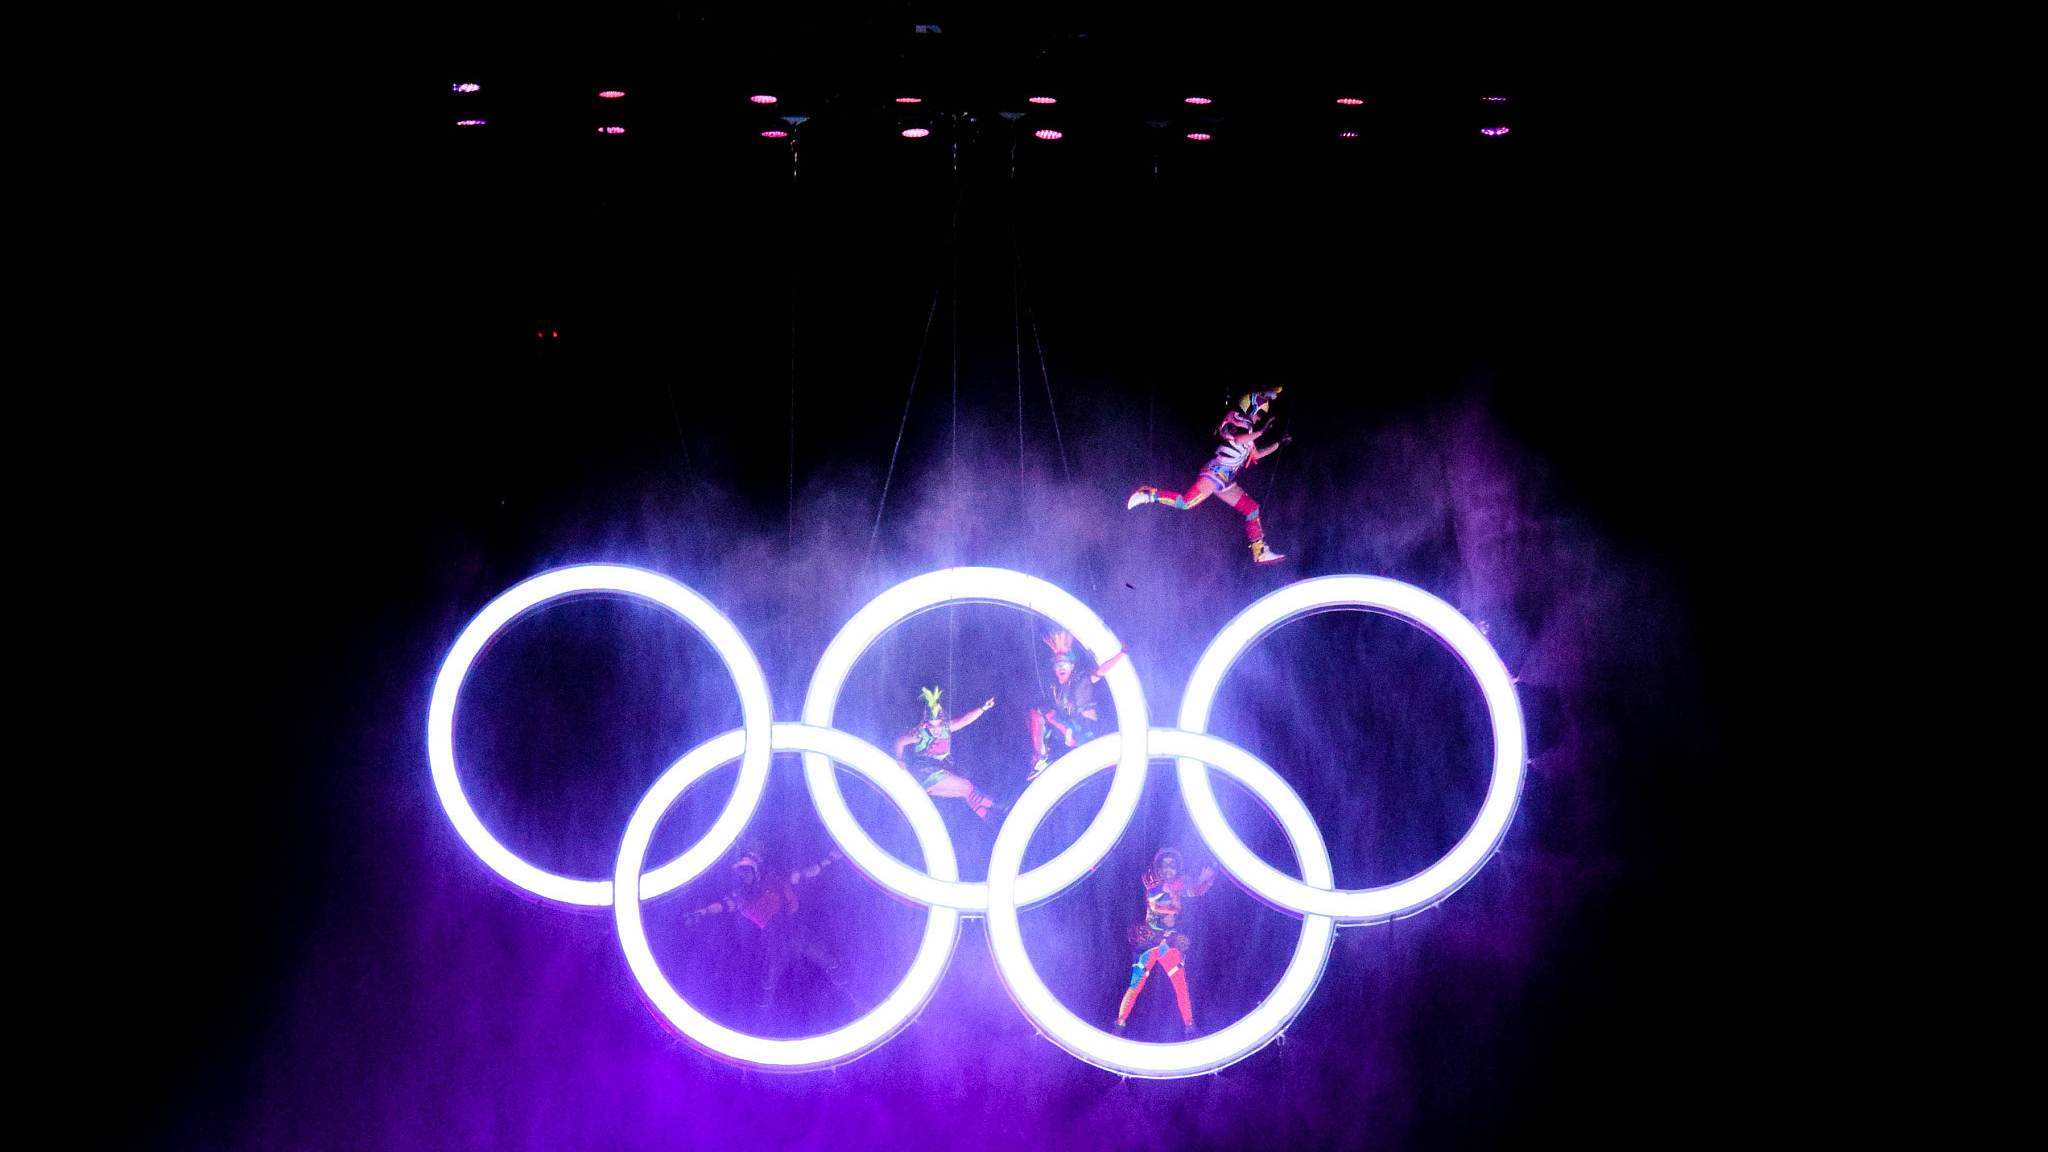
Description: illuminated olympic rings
xmin=427 ymin=565 xmax=1526 ymax=1077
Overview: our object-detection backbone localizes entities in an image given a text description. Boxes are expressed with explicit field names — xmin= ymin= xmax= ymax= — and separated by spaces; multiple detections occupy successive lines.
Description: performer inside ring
xmin=1114 ymin=847 xmax=1218 ymax=1039
xmin=683 ymin=846 xmax=852 ymax=1016
xmin=894 ymin=686 xmax=1005 ymax=820
xmin=1027 ymin=631 xmax=1126 ymax=781
xmin=1126 ymin=387 xmax=1291 ymax=565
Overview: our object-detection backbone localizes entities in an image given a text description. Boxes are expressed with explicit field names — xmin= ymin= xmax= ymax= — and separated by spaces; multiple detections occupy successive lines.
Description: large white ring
xmin=799 ymin=567 xmax=1149 ymax=912
xmin=614 ymin=723 xmax=962 ymax=1071
xmin=426 ymin=564 xmax=776 ymax=907
xmin=1176 ymin=575 xmax=1527 ymax=924
xmin=985 ymin=729 xmax=1336 ymax=1078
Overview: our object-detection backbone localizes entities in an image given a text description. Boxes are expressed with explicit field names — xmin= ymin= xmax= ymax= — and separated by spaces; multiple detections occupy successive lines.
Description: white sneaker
xmin=1126 ymin=486 xmax=1157 ymax=510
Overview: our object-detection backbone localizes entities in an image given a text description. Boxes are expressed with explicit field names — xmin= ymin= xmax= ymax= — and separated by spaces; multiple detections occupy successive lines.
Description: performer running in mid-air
xmin=1114 ymin=847 xmax=1218 ymax=1039
xmin=683 ymin=846 xmax=851 ymax=1014
xmin=1126 ymin=387 xmax=1290 ymax=565
xmin=895 ymin=686 xmax=1005 ymax=819
xmin=1026 ymin=631 xmax=1126 ymax=781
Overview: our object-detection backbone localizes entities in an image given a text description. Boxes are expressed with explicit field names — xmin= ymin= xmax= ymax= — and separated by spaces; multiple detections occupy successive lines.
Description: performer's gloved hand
xmin=982 ymin=697 xmax=997 ymax=712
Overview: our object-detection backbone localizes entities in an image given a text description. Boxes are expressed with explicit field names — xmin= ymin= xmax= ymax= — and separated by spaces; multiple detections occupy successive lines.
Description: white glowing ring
xmin=986 ymin=728 xmax=1336 ymax=1078
xmin=614 ymin=723 xmax=961 ymax=1071
xmin=799 ymin=567 xmax=1149 ymax=912
xmin=1176 ymin=575 xmax=1527 ymax=925
xmin=427 ymin=564 xmax=775 ymax=907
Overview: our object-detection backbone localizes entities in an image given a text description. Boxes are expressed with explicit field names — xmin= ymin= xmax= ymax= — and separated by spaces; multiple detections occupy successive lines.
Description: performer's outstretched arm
xmin=949 ymin=697 xmax=996 ymax=732
xmin=789 ymin=849 xmax=843 ymax=887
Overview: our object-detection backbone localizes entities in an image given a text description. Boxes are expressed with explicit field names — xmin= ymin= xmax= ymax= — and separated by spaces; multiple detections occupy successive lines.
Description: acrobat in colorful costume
xmin=1027 ymin=631 xmax=1126 ymax=781
xmin=683 ymin=847 xmax=850 ymax=1012
xmin=894 ymin=686 xmax=1004 ymax=820
xmin=1126 ymin=387 xmax=1290 ymax=565
xmin=1114 ymin=848 xmax=1218 ymax=1038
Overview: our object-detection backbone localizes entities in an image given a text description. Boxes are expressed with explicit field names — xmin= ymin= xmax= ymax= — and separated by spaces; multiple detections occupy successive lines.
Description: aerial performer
xmin=683 ymin=846 xmax=851 ymax=1014
xmin=1126 ymin=387 xmax=1291 ymax=565
xmin=894 ymin=686 xmax=1005 ymax=820
xmin=1026 ymin=631 xmax=1126 ymax=781
xmin=1113 ymin=847 xmax=1218 ymax=1039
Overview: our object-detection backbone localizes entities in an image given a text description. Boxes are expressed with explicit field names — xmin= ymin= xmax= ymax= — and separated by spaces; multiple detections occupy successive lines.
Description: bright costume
xmin=896 ymin=686 xmax=1003 ymax=819
xmin=1114 ymin=849 xmax=1218 ymax=1038
xmin=1127 ymin=388 xmax=1289 ymax=565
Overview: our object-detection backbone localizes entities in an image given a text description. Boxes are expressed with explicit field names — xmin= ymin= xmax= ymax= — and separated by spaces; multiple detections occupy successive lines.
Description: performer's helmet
xmin=1044 ymin=631 xmax=1078 ymax=671
xmin=733 ymin=848 xmax=762 ymax=883
xmin=1153 ymin=847 xmax=1184 ymax=874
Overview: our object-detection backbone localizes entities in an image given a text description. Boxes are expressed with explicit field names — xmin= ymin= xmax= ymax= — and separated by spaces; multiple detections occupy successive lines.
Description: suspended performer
xmin=1027 ymin=631 xmax=1126 ymax=781
xmin=894 ymin=686 xmax=1005 ymax=820
xmin=1126 ymin=387 xmax=1291 ymax=565
xmin=1114 ymin=848 xmax=1218 ymax=1039
xmin=683 ymin=846 xmax=851 ymax=1014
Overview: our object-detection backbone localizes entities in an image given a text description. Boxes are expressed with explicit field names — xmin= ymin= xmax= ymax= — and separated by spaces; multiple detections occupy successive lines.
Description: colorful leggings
xmin=923 ymin=768 xmax=999 ymax=820
xmin=1117 ymin=941 xmax=1193 ymax=1028
xmin=1149 ymin=477 xmax=1265 ymax=543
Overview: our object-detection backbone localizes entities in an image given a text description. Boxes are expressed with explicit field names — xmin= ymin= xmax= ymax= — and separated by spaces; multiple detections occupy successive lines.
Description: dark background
xmin=99 ymin=8 xmax=1747 ymax=1149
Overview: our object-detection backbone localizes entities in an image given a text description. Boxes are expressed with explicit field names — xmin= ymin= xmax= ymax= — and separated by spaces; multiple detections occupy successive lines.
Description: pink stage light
xmin=1034 ymin=129 xmax=1063 ymax=140
xmin=455 ymin=119 xmax=486 ymax=127
xmin=1028 ymin=96 xmax=1056 ymax=104
xmin=895 ymin=96 xmax=922 ymax=104
xmin=1335 ymin=97 xmax=1364 ymax=106
xmin=1338 ymin=131 xmax=1359 ymax=138
xmin=749 ymin=94 xmax=777 ymax=104
xmin=1184 ymin=96 xmax=1212 ymax=105
xmin=452 ymin=83 xmax=480 ymax=94
xmin=598 ymin=126 xmax=626 ymax=135
xmin=1185 ymin=132 xmax=1211 ymax=141
xmin=599 ymin=90 xmax=626 ymax=99
xmin=761 ymin=129 xmax=788 ymax=138
xmin=1483 ymin=96 xmax=1508 ymax=102
xmin=1480 ymin=126 xmax=1510 ymax=136
xmin=901 ymin=127 xmax=930 ymax=138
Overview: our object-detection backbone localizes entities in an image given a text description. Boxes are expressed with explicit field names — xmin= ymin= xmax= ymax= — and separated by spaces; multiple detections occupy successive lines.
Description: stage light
xmin=1034 ymin=129 xmax=1063 ymax=140
xmin=455 ymin=119 xmax=486 ymax=127
xmin=1335 ymin=97 xmax=1364 ymax=106
xmin=1185 ymin=132 xmax=1211 ymax=141
xmin=598 ymin=126 xmax=625 ymax=135
xmin=1480 ymin=126 xmax=1510 ymax=136
xmin=1483 ymin=96 xmax=1507 ymax=102
xmin=761 ymin=130 xmax=788 ymax=138
xmin=750 ymin=94 xmax=777 ymax=104
xmin=599 ymin=90 xmax=625 ymax=99
xmin=1184 ymin=96 xmax=1212 ymax=105
xmin=615 ymin=724 xmax=964 ymax=1071
xmin=452 ymin=83 xmax=480 ymax=93
xmin=1028 ymin=95 xmax=1056 ymax=105
xmin=1177 ymin=575 xmax=1526 ymax=925
xmin=1338 ymin=131 xmax=1359 ymax=138
xmin=895 ymin=96 xmax=922 ymax=104
xmin=800 ymin=567 xmax=1149 ymax=913
xmin=427 ymin=564 xmax=776 ymax=908
xmin=986 ymin=727 xmax=1335 ymax=1077
xmin=901 ymin=128 xmax=930 ymax=138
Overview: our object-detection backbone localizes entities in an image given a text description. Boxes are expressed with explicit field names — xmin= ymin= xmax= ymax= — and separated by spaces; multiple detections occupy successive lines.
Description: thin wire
xmin=786 ymin=136 xmax=801 ymax=656
xmin=947 ymin=111 xmax=960 ymax=708
xmin=866 ymin=286 xmax=944 ymax=565
xmin=1023 ymin=300 xmax=1072 ymax=488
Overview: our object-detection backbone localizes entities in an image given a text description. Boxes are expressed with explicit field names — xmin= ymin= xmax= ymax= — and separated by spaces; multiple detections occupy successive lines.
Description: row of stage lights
xmin=448 ymin=85 xmax=1512 ymax=139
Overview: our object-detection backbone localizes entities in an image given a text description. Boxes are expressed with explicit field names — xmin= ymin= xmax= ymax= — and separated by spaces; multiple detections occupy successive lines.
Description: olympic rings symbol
xmin=428 ymin=565 xmax=1526 ymax=1078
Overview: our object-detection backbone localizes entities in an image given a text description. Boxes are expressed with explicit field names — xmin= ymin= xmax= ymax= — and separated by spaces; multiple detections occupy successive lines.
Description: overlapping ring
xmin=427 ymin=564 xmax=1525 ymax=1077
